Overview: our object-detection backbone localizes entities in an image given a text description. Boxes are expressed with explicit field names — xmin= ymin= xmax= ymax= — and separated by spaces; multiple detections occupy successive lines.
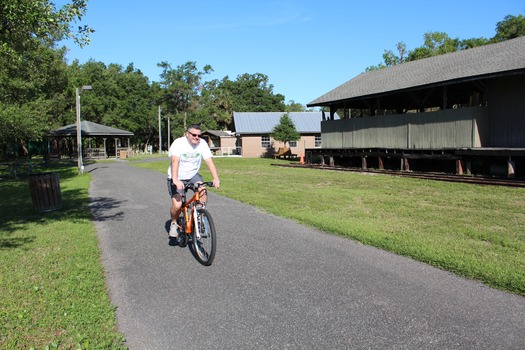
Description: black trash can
xmin=28 ymin=172 xmax=62 ymax=212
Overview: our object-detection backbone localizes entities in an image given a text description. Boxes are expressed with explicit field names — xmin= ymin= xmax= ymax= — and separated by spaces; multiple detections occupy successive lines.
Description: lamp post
xmin=76 ymin=85 xmax=92 ymax=175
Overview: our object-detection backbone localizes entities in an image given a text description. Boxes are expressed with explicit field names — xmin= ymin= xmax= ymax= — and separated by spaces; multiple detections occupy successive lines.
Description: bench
xmin=0 ymin=161 xmax=33 ymax=179
xmin=274 ymin=147 xmax=297 ymax=159
xmin=0 ymin=162 xmax=9 ymax=178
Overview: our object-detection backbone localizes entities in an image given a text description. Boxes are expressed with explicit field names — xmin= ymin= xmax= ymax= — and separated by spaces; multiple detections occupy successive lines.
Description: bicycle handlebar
xmin=184 ymin=181 xmax=215 ymax=191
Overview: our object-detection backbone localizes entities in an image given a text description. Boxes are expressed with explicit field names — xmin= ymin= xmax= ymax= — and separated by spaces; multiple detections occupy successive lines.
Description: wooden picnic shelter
xmin=48 ymin=121 xmax=134 ymax=159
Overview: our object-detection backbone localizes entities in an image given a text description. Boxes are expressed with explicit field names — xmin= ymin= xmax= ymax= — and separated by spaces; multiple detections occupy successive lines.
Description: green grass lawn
xmin=0 ymin=164 xmax=126 ymax=349
xmin=1 ymin=157 xmax=524 ymax=348
xmin=136 ymin=157 xmax=525 ymax=296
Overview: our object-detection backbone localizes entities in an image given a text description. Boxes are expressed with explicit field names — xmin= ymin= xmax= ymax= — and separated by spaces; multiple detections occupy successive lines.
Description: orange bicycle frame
xmin=181 ymin=185 xmax=206 ymax=234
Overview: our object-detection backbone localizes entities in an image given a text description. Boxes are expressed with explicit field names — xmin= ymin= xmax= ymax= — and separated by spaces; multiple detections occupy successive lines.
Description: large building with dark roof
xmin=306 ymin=36 xmax=525 ymax=176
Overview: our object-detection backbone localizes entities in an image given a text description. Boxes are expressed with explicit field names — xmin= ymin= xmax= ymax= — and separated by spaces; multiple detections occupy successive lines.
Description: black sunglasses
xmin=188 ymin=131 xmax=201 ymax=138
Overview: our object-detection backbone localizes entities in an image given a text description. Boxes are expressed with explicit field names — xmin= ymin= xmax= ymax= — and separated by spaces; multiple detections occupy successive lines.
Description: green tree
xmin=197 ymin=79 xmax=233 ymax=130
xmin=157 ymin=61 xmax=213 ymax=136
xmin=383 ymin=41 xmax=407 ymax=66
xmin=366 ymin=13 xmax=524 ymax=73
xmin=219 ymin=73 xmax=285 ymax=112
xmin=0 ymin=0 xmax=93 ymax=156
xmin=0 ymin=0 xmax=93 ymax=57
xmin=0 ymin=45 xmax=69 ymax=146
xmin=407 ymin=32 xmax=461 ymax=61
xmin=458 ymin=37 xmax=489 ymax=49
xmin=493 ymin=14 xmax=525 ymax=42
xmin=285 ymin=100 xmax=306 ymax=112
xmin=65 ymin=60 xmax=158 ymax=148
xmin=271 ymin=113 xmax=300 ymax=147
xmin=366 ymin=41 xmax=407 ymax=71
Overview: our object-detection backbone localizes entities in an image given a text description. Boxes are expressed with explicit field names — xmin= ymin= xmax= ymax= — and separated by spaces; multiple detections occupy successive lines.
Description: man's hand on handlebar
xmin=172 ymin=179 xmax=184 ymax=192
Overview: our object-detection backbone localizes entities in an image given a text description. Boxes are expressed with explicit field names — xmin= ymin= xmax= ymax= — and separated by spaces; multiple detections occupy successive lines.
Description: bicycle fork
xmin=183 ymin=205 xmax=202 ymax=240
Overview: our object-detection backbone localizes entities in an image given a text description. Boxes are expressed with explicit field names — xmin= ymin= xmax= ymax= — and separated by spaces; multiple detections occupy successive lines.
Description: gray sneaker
xmin=169 ymin=221 xmax=179 ymax=238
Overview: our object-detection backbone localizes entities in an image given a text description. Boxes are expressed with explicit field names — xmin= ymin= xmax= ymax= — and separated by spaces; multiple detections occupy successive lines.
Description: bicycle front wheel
xmin=192 ymin=208 xmax=216 ymax=266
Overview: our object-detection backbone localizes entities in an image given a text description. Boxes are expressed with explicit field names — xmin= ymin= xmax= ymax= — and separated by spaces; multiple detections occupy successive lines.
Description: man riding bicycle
xmin=167 ymin=124 xmax=220 ymax=238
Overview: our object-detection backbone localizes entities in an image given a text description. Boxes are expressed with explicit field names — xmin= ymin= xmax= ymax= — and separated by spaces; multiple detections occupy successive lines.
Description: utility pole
xmin=158 ymin=106 xmax=162 ymax=154
xmin=167 ymin=115 xmax=171 ymax=147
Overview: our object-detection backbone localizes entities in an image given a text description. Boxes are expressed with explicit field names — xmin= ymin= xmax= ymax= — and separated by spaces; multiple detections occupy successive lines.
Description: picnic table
xmin=274 ymin=147 xmax=297 ymax=159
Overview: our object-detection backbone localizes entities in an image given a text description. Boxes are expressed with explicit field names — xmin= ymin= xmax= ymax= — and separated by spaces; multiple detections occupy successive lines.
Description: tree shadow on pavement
xmin=89 ymin=197 xmax=125 ymax=222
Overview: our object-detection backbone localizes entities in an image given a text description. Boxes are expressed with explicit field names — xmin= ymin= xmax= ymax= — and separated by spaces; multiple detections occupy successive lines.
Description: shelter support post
xmin=361 ymin=156 xmax=367 ymax=170
xmin=456 ymin=159 xmax=464 ymax=175
xmin=402 ymin=158 xmax=410 ymax=171
xmin=508 ymin=157 xmax=516 ymax=178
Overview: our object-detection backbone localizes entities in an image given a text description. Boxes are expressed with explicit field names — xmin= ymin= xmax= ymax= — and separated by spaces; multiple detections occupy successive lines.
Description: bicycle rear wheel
xmin=192 ymin=208 xmax=216 ymax=266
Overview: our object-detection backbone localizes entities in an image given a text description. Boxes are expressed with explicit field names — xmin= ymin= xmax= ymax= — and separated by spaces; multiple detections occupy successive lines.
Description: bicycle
xmin=175 ymin=181 xmax=217 ymax=266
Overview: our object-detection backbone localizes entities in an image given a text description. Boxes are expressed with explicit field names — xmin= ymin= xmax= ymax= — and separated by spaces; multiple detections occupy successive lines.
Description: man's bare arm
xmin=204 ymin=158 xmax=220 ymax=188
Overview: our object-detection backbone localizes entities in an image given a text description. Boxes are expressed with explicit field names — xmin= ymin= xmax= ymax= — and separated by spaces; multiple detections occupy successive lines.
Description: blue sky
xmin=56 ymin=0 xmax=524 ymax=106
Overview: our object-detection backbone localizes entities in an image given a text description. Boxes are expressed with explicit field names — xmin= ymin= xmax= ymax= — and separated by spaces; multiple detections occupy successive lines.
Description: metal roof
xmin=233 ymin=112 xmax=339 ymax=134
xmin=308 ymin=36 xmax=525 ymax=107
xmin=50 ymin=121 xmax=134 ymax=137
xmin=203 ymin=130 xmax=233 ymax=138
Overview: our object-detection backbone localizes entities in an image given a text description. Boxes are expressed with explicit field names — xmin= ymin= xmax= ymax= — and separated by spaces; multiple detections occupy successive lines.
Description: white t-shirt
xmin=167 ymin=136 xmax=213 ymax=180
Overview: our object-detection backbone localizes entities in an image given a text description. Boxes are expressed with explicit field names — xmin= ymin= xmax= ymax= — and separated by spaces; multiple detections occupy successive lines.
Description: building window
xmin=315 ymin=135 xmax=322 ymax=147
xmin=261 ymin=135 xmax=271 ymax=148
xmin=289 ymin=141 xmax=297 ymax=147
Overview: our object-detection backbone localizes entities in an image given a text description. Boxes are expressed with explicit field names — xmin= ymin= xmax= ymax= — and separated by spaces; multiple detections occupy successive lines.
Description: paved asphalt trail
xmin=86 ymin=160 xmax=525 ymax=349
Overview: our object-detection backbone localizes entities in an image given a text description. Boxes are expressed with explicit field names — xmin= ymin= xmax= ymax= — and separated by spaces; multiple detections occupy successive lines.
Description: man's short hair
xmin=187 ymin=124 xmax=201 ymax=132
